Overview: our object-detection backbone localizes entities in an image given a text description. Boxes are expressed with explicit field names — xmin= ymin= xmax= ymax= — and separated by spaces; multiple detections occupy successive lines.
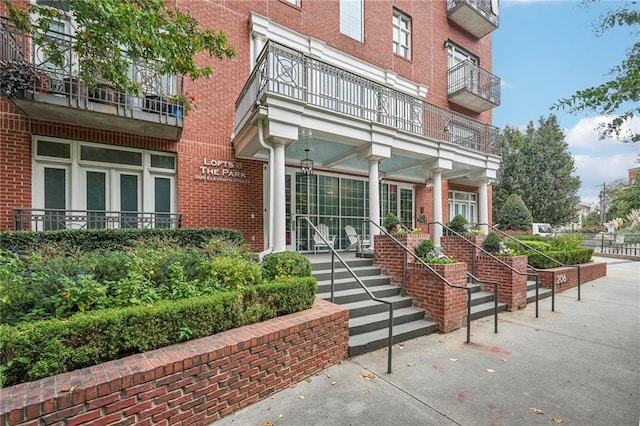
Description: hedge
xmin=0 ymin=228 xmax=243 ymax=253
xmin=527 ymin=248 xmax=594 ymax=269
xmin=0 ymin=277 xmax=317 ymax=387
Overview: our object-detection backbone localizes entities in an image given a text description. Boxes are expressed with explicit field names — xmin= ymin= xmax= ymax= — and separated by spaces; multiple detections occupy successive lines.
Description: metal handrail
xmin=480 ymin=224 xmax=582 ymax=304
xmin=429 ymin=221 xmax=543 ymax=318
xmin=365 ymin=219 xmax=476 ymax=343
xmin=300 ymin=216 xmax=395 ymax=374
xmin=467 ymin=272 xmax=499 ymax=334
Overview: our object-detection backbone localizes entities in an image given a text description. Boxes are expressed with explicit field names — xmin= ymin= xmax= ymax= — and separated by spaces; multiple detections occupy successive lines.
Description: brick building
xmin=0 ymin=0 xmax=501 ymax=253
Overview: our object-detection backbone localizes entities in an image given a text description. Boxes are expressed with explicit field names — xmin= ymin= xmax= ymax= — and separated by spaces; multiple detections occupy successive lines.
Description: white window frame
xmin=393 ymin=9 xmax=411 ymax=59
xmin=448 ymin=190 xmax=478 ymax=224
xmin=340 ymin=0 xmax=363 ymax=42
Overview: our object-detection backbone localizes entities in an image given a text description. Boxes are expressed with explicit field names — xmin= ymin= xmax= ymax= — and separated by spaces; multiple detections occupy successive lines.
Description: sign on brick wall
xmin=195 ymin=158 xmax=250 ymax=184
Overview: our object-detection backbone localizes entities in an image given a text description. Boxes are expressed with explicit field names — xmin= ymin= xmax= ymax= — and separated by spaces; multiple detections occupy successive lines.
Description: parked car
xmin=532 ymin=223 xmax=554 ymax=237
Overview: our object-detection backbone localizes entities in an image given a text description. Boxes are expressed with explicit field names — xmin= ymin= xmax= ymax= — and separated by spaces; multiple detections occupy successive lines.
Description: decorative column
xmin=432 ymin=170 xmax=443 ymax=246
xmin=272 ymin=139 xmax=286 ymax=252
xmin=368 ymin=160 xmax=380 ymax=249
xmin=478 ymin=179 xmax=489 ymax=235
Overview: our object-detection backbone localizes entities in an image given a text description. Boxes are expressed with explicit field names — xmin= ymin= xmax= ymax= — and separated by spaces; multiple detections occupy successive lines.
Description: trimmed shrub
xmin=500 ymin=194 xmax=532 ymax=231
xmin=262 ymin=251 xmax=312 ymax=281
xmin=383 ymin=213 xmax=402 ymax=232
xmin=447 ymin=214 xmax=468 ymax=233
xmin=483 ymin=232 xmax=502 ymax=253
xmin=527 ymin=248 xmax=593 ymax=269
xmin=0 ymin=277 xmax=317 ymax=387
xmin=415 ymin=239 xmax=435 ymax=259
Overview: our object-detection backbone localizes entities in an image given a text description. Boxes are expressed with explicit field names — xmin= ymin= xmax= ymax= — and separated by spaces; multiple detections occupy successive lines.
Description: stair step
xmin=317 ymin=275 xmax=391 ymax=293
xmin=526 ymin=287 xmax=553 ymax=303
xmin=349 ymin=306 xmax=427 ymax=336
xmin=318 ymin=284 xmax=401 ymax=305
xmin=341 ymin=296 xmax=415 ymax=319
xmin=313 ymin=265 xmax=382 ymax=281
xmin=312 ymin=258 xmax=373 ymax=271
xmin=348 ymin=320 xmax=438 ymax=357
xmin=470 ymin=289 xmax=496 ymax=306
xmin=470 ymin=300 xmax=507 ymax=321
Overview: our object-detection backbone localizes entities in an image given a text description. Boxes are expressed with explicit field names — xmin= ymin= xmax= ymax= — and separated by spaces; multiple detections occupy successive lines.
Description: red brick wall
xmin=0 ymin=299 xmax=349 ymax=426
xmin=406 ymin=261 xmax=468 ymax=332
xmin=532 ymin=262 xmax=607 ymax=292
xmin=373 ymin=233 xmax=429 ymax=285
xmin=475 ymin=255 xmax=528 ymax=311
xmin=441 ymin=234 xmax=486 ymax=267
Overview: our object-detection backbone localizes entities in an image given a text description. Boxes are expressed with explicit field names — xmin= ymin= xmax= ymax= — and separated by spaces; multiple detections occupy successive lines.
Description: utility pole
xmin=597 ymin=182 xmax=606 ymax=223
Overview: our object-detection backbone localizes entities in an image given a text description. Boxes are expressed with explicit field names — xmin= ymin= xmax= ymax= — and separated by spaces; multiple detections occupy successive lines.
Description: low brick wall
xmin=475 ymin=255 xmax=528 ymax=311
xmin=0 ymin=299 xmax=349 ymax=426
xmin=532 ymin=262 xmax=607 ymax=292
xmin=373 ymin=233 xmax=429 ymax=285
xmin=406 ymin=262 xmax=468 ymax=333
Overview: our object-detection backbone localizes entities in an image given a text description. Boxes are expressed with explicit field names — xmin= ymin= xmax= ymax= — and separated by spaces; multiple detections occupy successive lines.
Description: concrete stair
xmin=468 ymin=283 xmax=508 ymax=320
xmin=312 ymin=257 xmax=437 ymax=357
xmin=526 ymin=279 xmax=553 ymax=303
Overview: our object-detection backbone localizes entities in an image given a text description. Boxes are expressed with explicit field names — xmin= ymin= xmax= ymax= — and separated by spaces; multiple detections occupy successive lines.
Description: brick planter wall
xmin=406 ymin=262 xmax=468 ymax=333
xmin=373 ymin=233 xmax=430 ymax=285
xmin=475 ymin=255 xmax=528 ymax=311
xmin=0 ymin=299 xmax=349 ymax=426
xmin=531 ymin=262 xmax=607 ymax=292
xmin=441 ymin=235 xmax=486 ymax=266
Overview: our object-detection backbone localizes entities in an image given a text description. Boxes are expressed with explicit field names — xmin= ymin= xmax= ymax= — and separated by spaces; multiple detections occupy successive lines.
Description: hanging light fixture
xmin=300 ymin=148 xmax=314 ymax=177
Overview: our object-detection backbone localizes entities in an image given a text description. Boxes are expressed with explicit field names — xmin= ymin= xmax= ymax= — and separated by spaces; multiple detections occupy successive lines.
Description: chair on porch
xmin=344 ymin=225 xmax=370 ymax=251
xmin=313 ymin=223 xmax=336 ymax=253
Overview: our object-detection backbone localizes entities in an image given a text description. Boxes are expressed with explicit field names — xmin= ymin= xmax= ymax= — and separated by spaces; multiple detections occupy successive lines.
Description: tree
xmin=3 ymin=0 xmax=236 ymax=94
xmin=606 ymin=176 xmax=640 ymax=220
xmin=553 ymin=0 xmax=639 ymax=143
xmin=493 ymin=115 xmax=581 ymax=227
xmin=499 ymin=194 xmax=532 ymax=231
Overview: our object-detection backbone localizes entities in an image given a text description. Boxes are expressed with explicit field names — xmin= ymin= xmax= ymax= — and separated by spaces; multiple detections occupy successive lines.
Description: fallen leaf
xmin=59 ymin=386 xmax=77 ymax=393
xmin=530 ymin=408 xmax=544 ymax=414
xmin=278 ymin=414 xmax=284 ymax=419
xmin=261 ymin=422 xmax=274 ymax=426
xmin=552 ymin=418 xmax=564 ymax=423
xmin=331 ymin=381 xmax=336 ymax=385
xmin=432 ymin=364 xmax=442 ymax=371
xmin=304 ymin=377 xmax=312 ymax=383
xmin=485 ymin=368 xmax=495 ymax=373
xmin=406 ymin=363 xmax=412 ymax=367
xmin=360 ymin=373 xmax=376 ymax=380
xmin=501 ymin=358 xmax=508 ymax=362
xmin=299 ymin=395 xmax=305 ymax=400
xmin=450 ymin=358 xmax=459 ymax=362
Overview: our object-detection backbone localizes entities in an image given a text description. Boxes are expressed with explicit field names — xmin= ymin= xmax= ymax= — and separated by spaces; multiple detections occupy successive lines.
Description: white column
xmin=478 ymin=179 xmax=489 ymax=235
xmin=432 ymin=170 xmax=443 ymax=247
xmin=368 ymin=160 xmax=380 ymax=249
xmin=252 ymin=34 xmax=265 ymax=69
xmin=272 ymin=140 xmax=286 ymax=252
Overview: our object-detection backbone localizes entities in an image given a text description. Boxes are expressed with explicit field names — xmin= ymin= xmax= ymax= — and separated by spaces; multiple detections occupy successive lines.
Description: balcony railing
xmin=13 ymin=208 xmax=182 ymax=231
xmin=448 ymin=60 xmax=500 ymax=112
xmin=447 ymin=0 xmax=499 ymax=39
xmin=0 ymin=16 xmax=184 ymax=140
xmin=236 ymin=41 xmax=498 ymax=155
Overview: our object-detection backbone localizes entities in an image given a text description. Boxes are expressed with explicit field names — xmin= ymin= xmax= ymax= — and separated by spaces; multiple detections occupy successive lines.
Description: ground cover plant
xmin=0 ymin=231 xmax=315 ymax=387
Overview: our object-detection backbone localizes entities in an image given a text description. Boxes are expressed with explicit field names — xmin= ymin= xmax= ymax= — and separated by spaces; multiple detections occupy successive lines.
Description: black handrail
xmin=365 ymin=219 xmax=477 ymax=343
xmin=480 ymin=223 xmax=582 ymax=303
xmin=429 ymin=221 xmax=543 ymax=318
xmin=300 ymin=217 xmax=395 ymax=374
xmin=467 ymin=272 xmax=499 ymax=334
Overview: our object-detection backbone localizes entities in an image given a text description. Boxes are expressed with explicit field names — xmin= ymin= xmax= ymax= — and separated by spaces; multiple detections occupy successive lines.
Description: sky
xmin=492 ymin=0 xmax=639 ymax=206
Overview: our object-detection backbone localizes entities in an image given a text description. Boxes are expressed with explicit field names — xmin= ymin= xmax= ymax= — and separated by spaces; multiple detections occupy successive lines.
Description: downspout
xmin=258 ymin=119 xmax=275 ymax=259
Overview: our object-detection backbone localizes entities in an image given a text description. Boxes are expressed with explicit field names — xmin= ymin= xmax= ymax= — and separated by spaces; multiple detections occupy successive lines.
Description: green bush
xmin=483 ymin=233 xmax=502 ymax=253
xmin=415 ymin=239 xmax=435 ymax=259
xmin=262 ymin=251 xmax=312 ymax=281
xmin=0 ymin=228 xmax=243 ymax=253
xmin=383 ymin=213 xmax=402 ymax=232
xmin=500 ymin=194 xmax=532 ymax=231
xmin=550 ymin=234 xmax=583 ymax=250
xmin=447 ymin=214 xmax=468 ymax=233
xmin=527 ymin=248 xmax=593 ymax=269
xmin=0 ymin=277 xmax=317 ymax=387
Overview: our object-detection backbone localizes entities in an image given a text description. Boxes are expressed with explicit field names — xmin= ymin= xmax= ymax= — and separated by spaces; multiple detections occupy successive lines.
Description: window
xmin=282 ymin=0 xmax=301 ymax=5
xmin=340 ymin=0 xmax=363 ymax=42
xmin=32 ymin=138 xmax=177 ymax=230
xmin=448 ymin=190 xmax=477 ymax=224
xmin=393 ymin=9 xmax=411 ymax=59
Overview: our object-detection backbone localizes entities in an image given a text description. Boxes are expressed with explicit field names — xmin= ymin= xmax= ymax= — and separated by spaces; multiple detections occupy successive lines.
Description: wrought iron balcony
xmin=447 ymin=0 xmax=499 ymax=38
xmin=236 ymin=41 xmax=498 ymax=155
xmin=448 ymin=60 xmax=500 ymax=112
xmin=0 ymin=16 xmax=184 ymax=140
xmin=13 ymin=208 xmax=182 ymax=231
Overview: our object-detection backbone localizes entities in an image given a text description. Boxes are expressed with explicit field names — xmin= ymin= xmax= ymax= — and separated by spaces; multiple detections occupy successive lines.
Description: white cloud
xmin=573 ymin=152 xmax=637 ymax=203
xmin=565 ymin=115 xmax=640 ymax=150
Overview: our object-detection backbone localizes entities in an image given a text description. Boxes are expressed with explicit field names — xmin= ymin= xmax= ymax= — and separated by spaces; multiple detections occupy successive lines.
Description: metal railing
xmin=481 ymin=224 xmax=583 ymax=305
xmin=365 ymin=219 xmax=482 ymax=343
xmin=13 ymin=208 xmax=182 ymax=231
xmin=236 ymin=41 xmax=499 ymax=155
xmin=448 ymin=60 xmax=500 ymax=106
xmin=300 ymin=216 xmax=395 ymax=374
xmin=429 ymin=222 xmax=543 ymax=318
xmin=0 ymin=16 xmax=184 ymax=123
xmin=447 ymin=0 xmax=499 ymax=27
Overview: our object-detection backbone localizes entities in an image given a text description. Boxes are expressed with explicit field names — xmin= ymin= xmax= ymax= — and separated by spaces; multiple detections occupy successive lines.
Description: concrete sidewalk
xmin=213 ymin=257 xmax=640 ymax=426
